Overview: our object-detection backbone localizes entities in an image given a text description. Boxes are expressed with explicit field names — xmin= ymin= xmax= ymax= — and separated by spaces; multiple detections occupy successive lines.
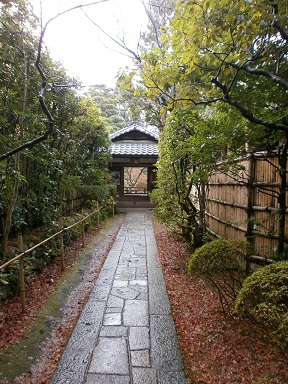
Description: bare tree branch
xmin=209 ymin=44 xmax=288 ymax=90
xmin=211 ymin=77 xmax=288 ymax=132
xmin=0 ymin=0 xmax=110 ymax=161
xmin=231 ymin=62 xmax=288 ymax=90
xmin=143 ymin=3 xmax=163 ymax=49
xmin=272 ymin=18 xmax=288 ymax=42
xmin=80 ymin=7 xmax=141 ymax=61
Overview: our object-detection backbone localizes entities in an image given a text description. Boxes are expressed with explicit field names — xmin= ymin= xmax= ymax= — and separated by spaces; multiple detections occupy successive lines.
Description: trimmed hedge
xmin=235 ymin=261 xmax=288 ymax=355
xmin=188 ymin=239 xmax=249 ymax=316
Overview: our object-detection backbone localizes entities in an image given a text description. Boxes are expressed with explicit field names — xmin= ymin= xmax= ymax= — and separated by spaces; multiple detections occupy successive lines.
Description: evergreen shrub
xmin=188 ymin=239 xmax=249 ymax=316
xmin=235 ymin=261 xmax=288 ymax=355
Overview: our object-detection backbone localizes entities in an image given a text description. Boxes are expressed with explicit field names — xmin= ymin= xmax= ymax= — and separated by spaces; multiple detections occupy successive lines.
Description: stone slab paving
xmin=51 ymin=209 xmax=187 ymax=384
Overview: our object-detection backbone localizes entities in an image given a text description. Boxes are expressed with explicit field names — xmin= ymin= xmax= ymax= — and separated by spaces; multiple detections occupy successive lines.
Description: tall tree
xmin=85 ymin=84 xmax=126 ymax=134
xmin=122 ymin=0 xmax=288 ymax=250
xmin=151 ymin=105 xmax=246 ymax=247
xmin=0 ymin=0 xmax=42 ymax=254
xmin=117 ymin=0 xmax=176 ymax=129
xmin=0 ymin=0 xmax=112 ymax=256
xmin=135 ymin=0 xmax=288 ymax=140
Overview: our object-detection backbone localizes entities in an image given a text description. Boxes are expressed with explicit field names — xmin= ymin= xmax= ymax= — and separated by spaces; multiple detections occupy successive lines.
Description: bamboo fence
xmin=206 ymin=152 xmax=288 ymax=260
xmin=0 ymin=204 xmax=101 ymax=313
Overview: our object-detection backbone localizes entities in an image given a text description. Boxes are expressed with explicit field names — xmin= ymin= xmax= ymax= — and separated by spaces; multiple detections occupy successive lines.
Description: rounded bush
xmin=188 ymin=238 xmax=248 ymax=275
xmin=188 ymin=239 xmax=249 ymax=316
xmin=235 ymin=260 xmax=288 ymax=354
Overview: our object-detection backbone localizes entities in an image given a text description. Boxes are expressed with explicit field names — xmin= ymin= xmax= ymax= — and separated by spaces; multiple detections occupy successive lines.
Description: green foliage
xmin=151 ymin=106 xmax=238 ymax=247
xmin=0 ymin=1 xmax=115 ymax=256
xmin=62 ymin=214 xmax=83 ymax=245
xmin=0 ymin=206 xmax=105 ymax=301
xmin=188 ymin=239 xmax=248 ymax=274
xmin=120 ymin=0 xmax=288 ymax=258
xmin=188 ymin=239 xmax=249 ymax=316
xmin=25 ymin=242 xmax=59 ymax=275
xmin=0 ymin=257 xmax=20 ymax=300
xmin=161 ymin=0 xmax=288 ymax=129
xmin=235 ymin=261 xmax=288 ymax=355
xmin=123 ymin=0 xmax=288 ymax=147
xmin=85 ymin=84 xmax=126 ymax=133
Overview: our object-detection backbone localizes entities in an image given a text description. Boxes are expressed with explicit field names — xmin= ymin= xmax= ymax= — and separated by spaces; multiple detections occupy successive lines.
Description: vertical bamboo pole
xmin=18 ymin=233 xmax=26 ymax=313
xmin=278 ymin=138 xmax=288 ymax=256
xmin=59 ymin=216 xmax=65 ymax=271
xmin=246 ymin=154 xmax=256 ymax=273
xmin=81 ymin=208 xmax=85 ymax=248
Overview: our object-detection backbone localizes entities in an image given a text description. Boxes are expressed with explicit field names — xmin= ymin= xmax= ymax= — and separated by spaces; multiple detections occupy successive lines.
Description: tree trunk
xmin=1 ymin=33 xmax=27 ymax=256
xmin=1 ymin=160 xmax=21 ymax=257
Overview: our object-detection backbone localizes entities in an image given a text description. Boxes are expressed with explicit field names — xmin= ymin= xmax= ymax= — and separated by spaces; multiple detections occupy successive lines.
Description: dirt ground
xmin=0 ymin=213 xmax=125 ymax=384
xmin=0 ymin=212 xmax=287 ymax=384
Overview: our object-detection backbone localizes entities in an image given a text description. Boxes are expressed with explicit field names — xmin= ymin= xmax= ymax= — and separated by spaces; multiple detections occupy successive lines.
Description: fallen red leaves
xmin=1 ymin=215 xmax=287 ymax=384
xmin=0 ymin=217 xmax=124 ymax=384
xmin=153 ymin=220 xmax=288 ymax=384
xmin=0 ymin=262 xmax=61 ymax=350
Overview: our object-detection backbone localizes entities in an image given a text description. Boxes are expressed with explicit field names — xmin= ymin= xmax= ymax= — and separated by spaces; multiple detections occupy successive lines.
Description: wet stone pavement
xmin=51 ymin=209 xmax=187 ymax=384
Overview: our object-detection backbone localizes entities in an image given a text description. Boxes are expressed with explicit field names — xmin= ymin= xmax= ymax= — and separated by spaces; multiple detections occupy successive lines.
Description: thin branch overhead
xmin=0 ymin=1 xmax=110 ymax=162
xmin=80 ymin=7 xmax=141 ymax=61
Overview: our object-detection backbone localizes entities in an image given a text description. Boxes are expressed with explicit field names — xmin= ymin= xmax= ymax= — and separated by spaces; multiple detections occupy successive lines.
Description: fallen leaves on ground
xmin=153 ymin=219 xmax=288 ymax=384
xmin=1 ymin=215 xmax=287 ymax=384
xmin=0 ymin=216 xmax=124 ymax=384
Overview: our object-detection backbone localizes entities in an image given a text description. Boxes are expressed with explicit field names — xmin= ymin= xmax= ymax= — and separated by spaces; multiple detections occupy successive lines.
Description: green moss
xmin=0 ymin=215 xmax=122 ymax=383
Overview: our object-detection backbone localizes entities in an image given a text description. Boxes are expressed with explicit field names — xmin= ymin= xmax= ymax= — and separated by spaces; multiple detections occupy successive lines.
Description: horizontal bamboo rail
xmin=206 ymin=211 xmax=284 ymax=241
xmin=208 ymin=181 xmax=281 ymax=187
xmin=206 ymin=198 xmax=248 ymax=210
xmin=206 ymin=212 xmax=247 ymax=233
xmin=206 ymin=228 xmax=275 ymax=265
xmin=215 ymin=149 xmax=279 ymax=165
xmin=207 ymin=150 xmax=288 ymax=259
xmin=0 ymin=205 xmax=101 ymax=313
xmin=208 ymin=181 xmax=248 ymax=186
xmin=206 ymin=197 xmax=286 ymax=213
xmin=0 ymin=208 xmax=100 ymax=271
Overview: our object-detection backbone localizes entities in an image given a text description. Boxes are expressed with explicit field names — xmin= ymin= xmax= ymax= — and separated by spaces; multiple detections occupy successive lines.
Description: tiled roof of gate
xmin=109 ymin=121 xmax=159 ymax=157
xmin=110 ymin=121 xmax=159 ymax=141
xmin=110 ymin=141 xmax=158 ymax=156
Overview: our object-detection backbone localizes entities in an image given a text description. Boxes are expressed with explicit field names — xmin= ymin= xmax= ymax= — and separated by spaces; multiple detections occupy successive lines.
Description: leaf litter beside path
xmin=152 ymin=219 xmax=288 ymax=384
xmin=1 ymin=213 xmax=287 ymax=384
xmin=0 ymin=213 xmax=125 ymax=384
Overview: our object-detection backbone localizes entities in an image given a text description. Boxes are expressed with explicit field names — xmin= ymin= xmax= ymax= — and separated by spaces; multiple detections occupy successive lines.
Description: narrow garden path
xmin=0 ymin=209 xmax=287 ymax=384
xmin=51 ymin=209 xmax=187 ymax=384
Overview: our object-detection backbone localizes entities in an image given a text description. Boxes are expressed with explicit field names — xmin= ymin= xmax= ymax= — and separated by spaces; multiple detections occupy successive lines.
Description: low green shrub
xmin=188 ymin=239 xmax=250 ymax=316
xmin=235 ymin=261 xmax=288 ymax=355
xmin=0 ymin=209 xmax=98 ymax=301
xmin=0 ymin=258 xmax=19 ymax=300
xmin=63 ymin=214 xmax=83 ymax=245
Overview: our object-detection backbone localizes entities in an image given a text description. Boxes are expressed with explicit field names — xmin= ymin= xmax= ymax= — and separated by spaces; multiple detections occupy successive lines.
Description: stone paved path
xmin=51 ymin=209 xmax=187 ymax=384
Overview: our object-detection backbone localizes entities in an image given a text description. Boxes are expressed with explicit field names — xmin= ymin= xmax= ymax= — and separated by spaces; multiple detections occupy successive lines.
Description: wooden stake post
xmin=59 ymin=216 xmax=65 ymax=271
xmin=97 ymin=201 xmax=100 ymax=228
xmin=0 ymin=207 xmax=102 ymax=313
xmin=81 ymin=209 xmax=85 ymax=248
xmin=18 ymin=233 xmax=26 ymax=313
